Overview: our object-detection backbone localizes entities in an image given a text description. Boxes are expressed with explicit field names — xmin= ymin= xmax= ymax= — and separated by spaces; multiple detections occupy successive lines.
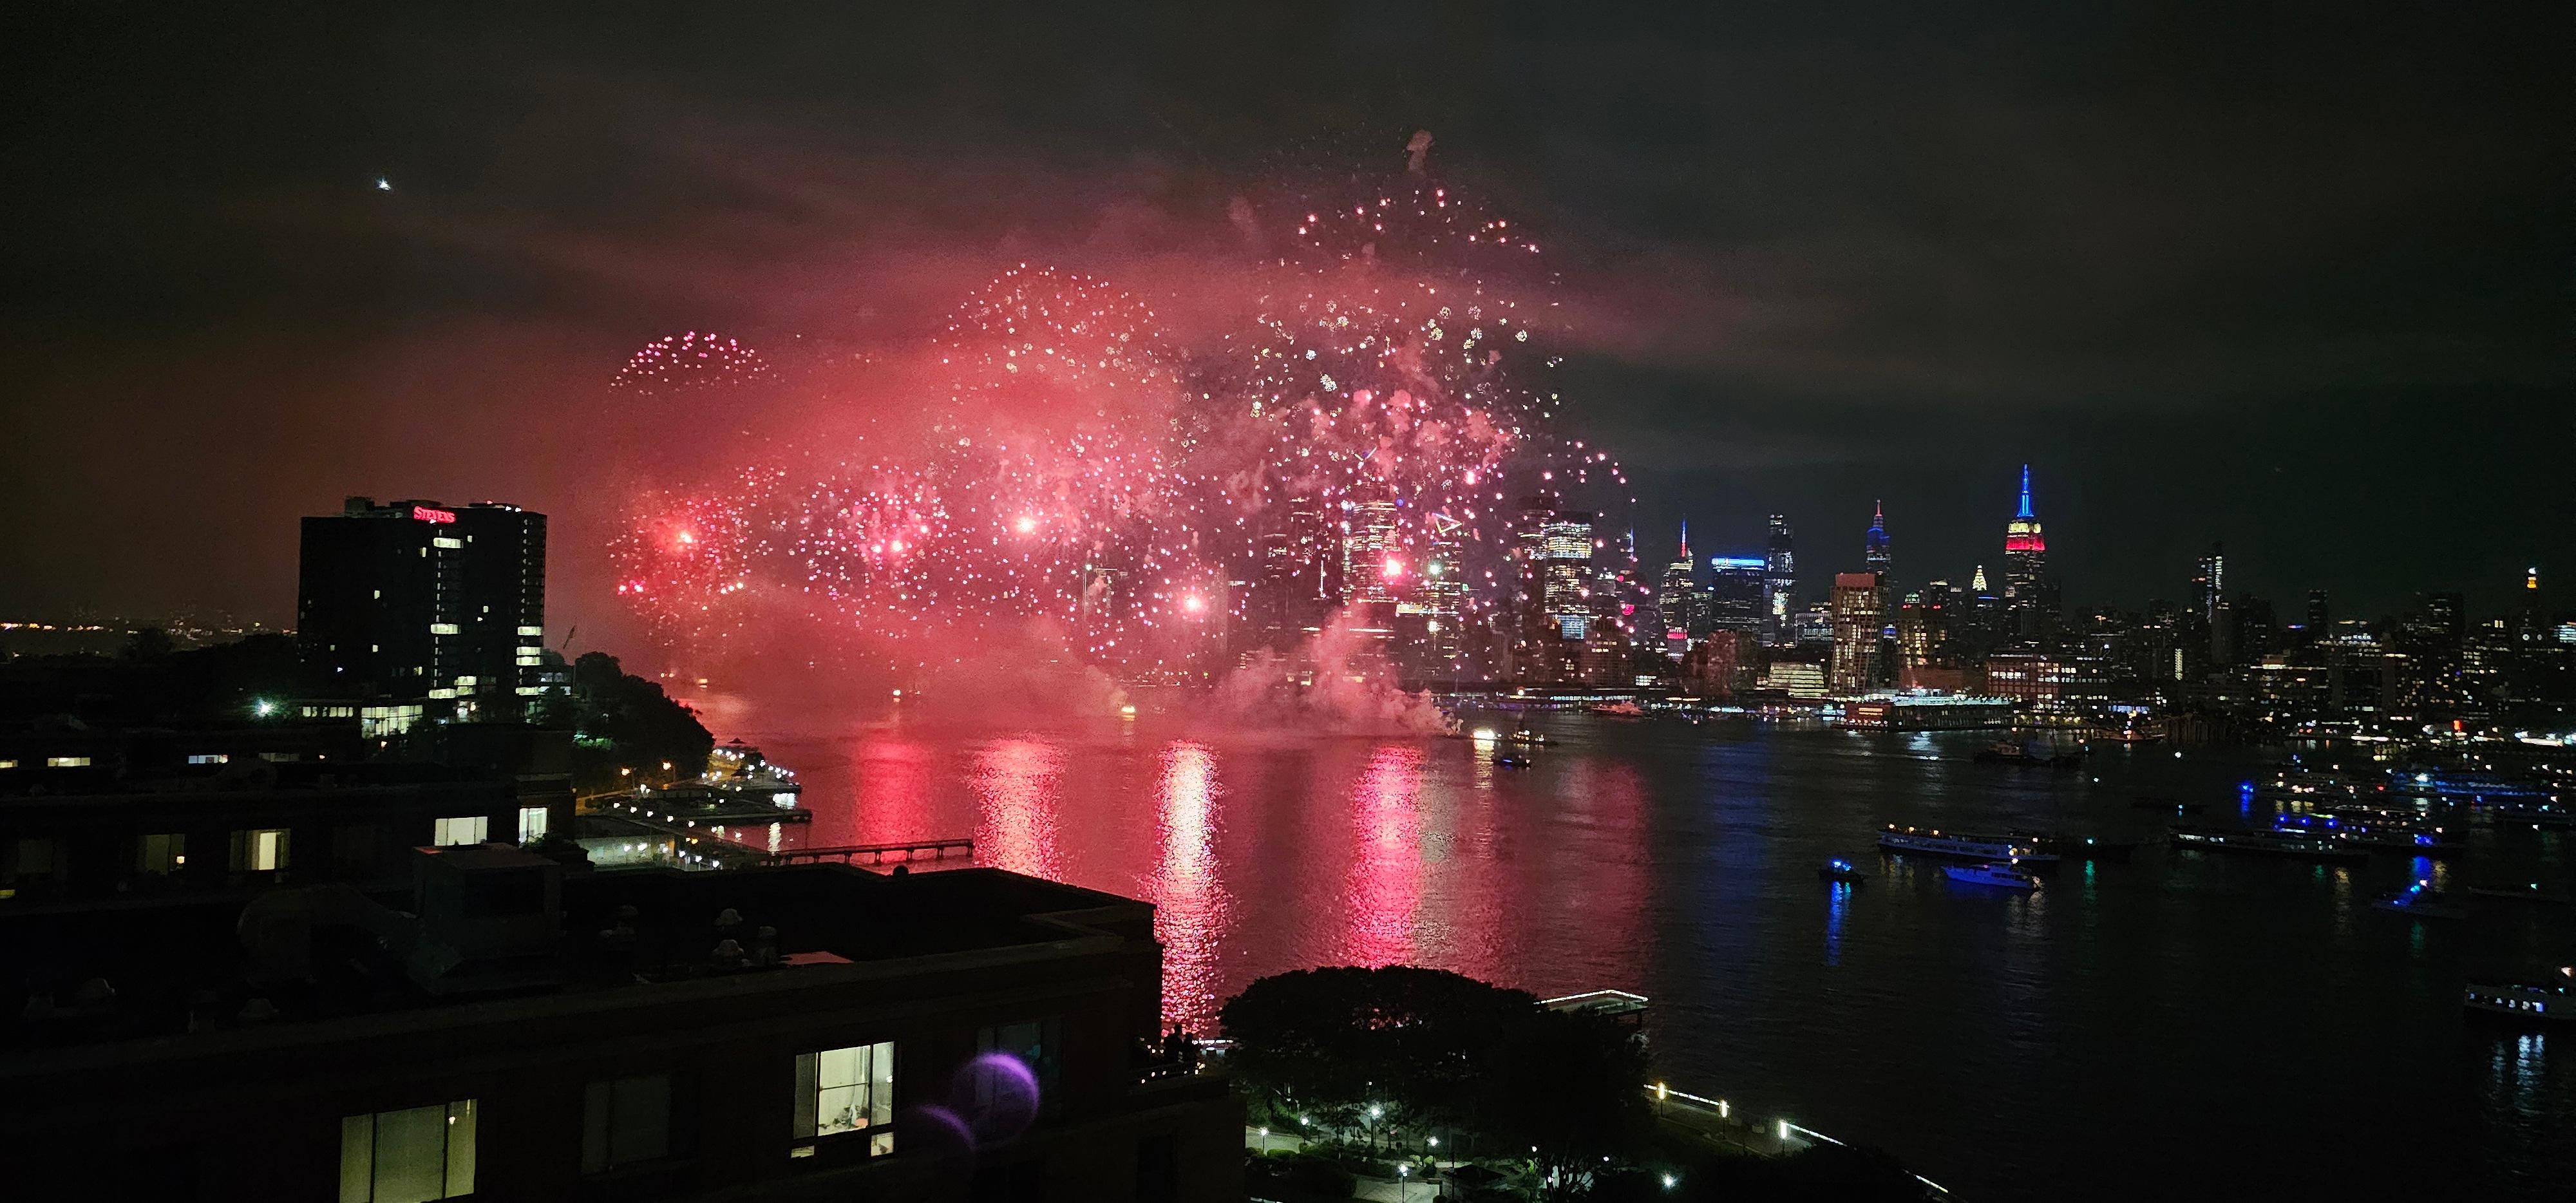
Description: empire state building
xmin=2002 ymin=465 xmax=2060 ymax=639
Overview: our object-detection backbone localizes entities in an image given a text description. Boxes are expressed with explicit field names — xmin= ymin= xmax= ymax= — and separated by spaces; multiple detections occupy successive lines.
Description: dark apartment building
xmin=0 ymin=854 xmax=1240 ymax=1202
xmin=298 ymin=498 xmax=549 ymax=720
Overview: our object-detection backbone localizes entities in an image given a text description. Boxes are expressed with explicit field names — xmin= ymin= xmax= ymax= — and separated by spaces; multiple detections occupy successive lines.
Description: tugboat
xmin=1818 ymin=858 xmax=1870 ymax=884
xmin=1508 ymin=724 xmax=1548 ymax=745
xmin=1943 ymin=862 xmax=2041 ymax=891
xmin=2371 ymin=879 xmax=2470 ymax=920
xmin=2464 ymin=968 xmax=2576 ymax=1025
xmin=1493 ymin=749 xmax=1535 ymax=769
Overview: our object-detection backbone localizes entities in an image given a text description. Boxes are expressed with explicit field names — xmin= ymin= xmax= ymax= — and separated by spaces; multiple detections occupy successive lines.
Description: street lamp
xmin=1396 ymin=1164 xmax=1410 ymax=1202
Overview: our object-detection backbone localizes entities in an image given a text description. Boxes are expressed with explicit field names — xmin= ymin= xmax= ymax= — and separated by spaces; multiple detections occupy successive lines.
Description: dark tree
xmin=1221 ymin=965 xmax=1649 ymax=1195
xmin=560 ymin=651 xmax=714 ymax=787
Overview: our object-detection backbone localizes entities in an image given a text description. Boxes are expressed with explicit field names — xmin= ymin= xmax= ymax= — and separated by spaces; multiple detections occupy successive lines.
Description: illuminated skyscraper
xmin=298 ymin=497 xmax=547 ymax=720
xmin=1830 ymin=572 xmax=1889 ymax=694
xmin=1864 ymin=500 xmax=1891 ymax=578
xmin=1659 ymin=523 xmax=1703 ymax=656
xmin=1539 ymin=512 xmax=1598 ymax=639
xmin=2192 ymin=543 xmax=2226 ymax=625
xmin=2002 ymin=466 xmax=2058 ymax=639
xmin=1765 ymin=514 xmax=1797 ymax=643
xmin=1707 ymin=556 xmax=1768 ymax=632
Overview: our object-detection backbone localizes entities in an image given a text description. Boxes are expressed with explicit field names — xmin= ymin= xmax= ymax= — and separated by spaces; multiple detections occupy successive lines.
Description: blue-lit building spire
xmin=2016 ymin=464 xmax=2035 ymax=520
xmin=1864 ymin=500 xmax=1891 ymax=577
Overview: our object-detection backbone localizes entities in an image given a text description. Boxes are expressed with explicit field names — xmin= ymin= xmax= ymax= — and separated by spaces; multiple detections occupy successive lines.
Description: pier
xmin=766 ymin=837 xmax=975 ymax=866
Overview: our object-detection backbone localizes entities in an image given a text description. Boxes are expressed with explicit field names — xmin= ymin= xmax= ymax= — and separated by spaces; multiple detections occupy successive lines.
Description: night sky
xmin=6 ymin=3 xmax=2567 ymax=643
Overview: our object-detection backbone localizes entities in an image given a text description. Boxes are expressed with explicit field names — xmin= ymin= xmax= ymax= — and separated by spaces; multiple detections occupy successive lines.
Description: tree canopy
xmin=1221 ymin=965 xmax=1649 ymax=1195
xmin=553 ymin=651 xmax=714 ymax=785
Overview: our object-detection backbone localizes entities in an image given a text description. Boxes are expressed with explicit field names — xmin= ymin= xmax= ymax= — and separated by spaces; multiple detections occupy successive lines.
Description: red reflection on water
xmin=1341 ymin=744 xmax=1425 ymax=966
xmin=972 ymin=739 xmax=1062 ymax=879
xmin=1155 ymin=741 xmax=1229 ymax=1030
xmin=831 ymin=734 xmax=937 ymax=848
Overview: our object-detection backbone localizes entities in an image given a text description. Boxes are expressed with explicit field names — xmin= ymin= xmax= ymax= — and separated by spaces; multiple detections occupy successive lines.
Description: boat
xmin=2168 ymin=826 xmax=2369 ymax=862
xmin=2370 ymin=880 xmax=2470 ymax=920
xmin=1818 ymin=858 xmax=1870 ymax=884
xmin=1943 ymin=862 xmax=2041 ymax=890
xmin=1493 ymin=752 xmax=1535 ymax=769
xmin=1878 ymin=825 xmax=2058 ymax=867
xmin=2468 ymin=883 xmax=2573 ymax=905
xmin=1973 ymin=738 xmax=2087 ymax=768
xmin=2463 ymin=969 xmax=2576 ymax=1025
xmin=2269 ymin=814 xmax=2465 ymax=855
xmin=1588 ymin=701 xmax=1646 ymax=719
xmin=1508 ymin=725 xmax=1547 ymax=744
xmin=2130 ymin=797 xmax=2207 ymax=815
xmin=2003 ymin=831 xmax=2139 ymax=862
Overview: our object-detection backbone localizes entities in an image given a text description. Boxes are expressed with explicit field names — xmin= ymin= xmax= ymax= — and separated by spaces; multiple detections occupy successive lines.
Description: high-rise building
xmin=1707 ymin=556 xmax=1768 ymax=632
xmin=1830 ymin=572 xmax=1888 ymax=694
xmin=1253 ymin=494 xmax=1334 ymax=648
xmin=1396 ymin=512 xmax=1467 ymax=677
xmin=2306 ymin=589 xmax=2331 ymax=632
xmin=1539 ymin=511 xmax=1597 ymax=640
xmin=1658 ymin=524 xmax=1703 ymax=658
xmin=2002 ymin=466 xmax=2058 ymax=640
xmin=298 ymin=497 xmax=547 ymax=719
xmin=2192 ymin=544 xmax=2226 ymax=626
xmin=1764 ymin=515 xmax=1797 ymax=643
xmin=1864 ymin=500 xmax=1891 ymax=579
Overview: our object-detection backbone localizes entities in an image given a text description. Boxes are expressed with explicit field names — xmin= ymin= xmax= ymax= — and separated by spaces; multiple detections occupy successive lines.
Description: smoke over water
xmin=605 ymin=137 xmax=1639 ymax=727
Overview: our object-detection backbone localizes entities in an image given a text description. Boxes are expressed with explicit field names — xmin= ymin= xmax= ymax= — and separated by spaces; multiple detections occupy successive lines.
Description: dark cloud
xmin=2 ymin=2 xmax=2565 ymax=630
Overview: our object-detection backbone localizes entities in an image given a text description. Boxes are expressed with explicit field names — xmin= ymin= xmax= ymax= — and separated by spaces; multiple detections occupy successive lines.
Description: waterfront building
xmin=1983 ymin=650 xmax=2113 ymax=707
xmin=1758 ymin=652 xmax=1830 ymax=699
xmin=2000 ymin=467 xmax=2058 ymax=641
xmin=1830 ymin=572 xmax=1889 ymax=695
xmin=297 ymin=497 xmax=549 ymax=720
xmin=0 ymin=855 xmax=1241 ymax=1201
xmin=1680 ymin=629 xmax=1758 ymax=699
xmin=1763 ymin=515 xmax=1797 ymax=643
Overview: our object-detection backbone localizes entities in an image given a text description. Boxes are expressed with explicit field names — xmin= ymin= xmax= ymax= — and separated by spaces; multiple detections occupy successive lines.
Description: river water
xmin=731 ymin=707 xmax=2574 ymax=1200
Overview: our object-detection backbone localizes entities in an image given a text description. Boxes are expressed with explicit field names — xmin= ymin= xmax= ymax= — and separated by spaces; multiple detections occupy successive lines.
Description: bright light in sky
xmin=1014 ymin=515 xmax=1037 ymax=535
xmin=374 ymin=176 xmax=392 ymax=191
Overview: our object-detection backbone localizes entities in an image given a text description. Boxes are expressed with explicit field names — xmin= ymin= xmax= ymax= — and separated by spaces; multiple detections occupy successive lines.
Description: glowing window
xmin=230 ymin=828 xmax=290 ymax=872
xmin=433 ymin=816 xmax=489 ymax=847
xmin=516 ymin=806 xmax=549 ymax=844
xmin=792 ymin=1042 xmax=893 ymax=1148
xmin=340 ymin=1099 xmax=475 ymax=1202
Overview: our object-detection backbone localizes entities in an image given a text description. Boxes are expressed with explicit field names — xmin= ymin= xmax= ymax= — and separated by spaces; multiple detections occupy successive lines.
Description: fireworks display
xmin=610 ymin=149 xmax=1638 ymax=681
xmin=610 ymin=331 xmax=772 ymax=395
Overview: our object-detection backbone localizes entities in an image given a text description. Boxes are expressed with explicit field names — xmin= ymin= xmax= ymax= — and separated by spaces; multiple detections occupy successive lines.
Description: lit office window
xmin=137 ymin=833 xmax=185 ymax=875
xmin=230 ymin=828 xmax=290 ymax=872
xmin=581 ymin=1074 xmax=671 ymax=1174
xmin=791 ymin=1042 xmax=894 ymax=1152
xmin=339 ymin=1099 xmax=476 ymax=1202
xmin=515 ymin=806 xmax=550 ymax=844
xmin=45 ymin=756 xmax=91 ymax=768
xmin=432 ymin=817 xmax=489 ymax=847
xmin=187 ymin=753 xmax=229 ymax=766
